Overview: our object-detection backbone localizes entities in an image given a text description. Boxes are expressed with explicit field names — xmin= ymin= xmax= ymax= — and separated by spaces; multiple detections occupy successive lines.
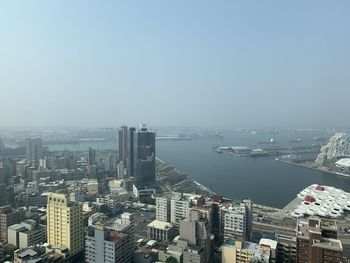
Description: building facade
xmin=47 ymin=193 xmax=84 ymax=258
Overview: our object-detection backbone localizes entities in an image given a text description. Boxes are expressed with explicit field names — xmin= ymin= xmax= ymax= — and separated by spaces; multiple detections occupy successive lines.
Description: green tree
xmin=166 ymin=256 xmax=178 ymax=263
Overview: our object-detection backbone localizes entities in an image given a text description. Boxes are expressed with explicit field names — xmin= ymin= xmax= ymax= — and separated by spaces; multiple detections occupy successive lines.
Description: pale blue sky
xmin=0 ymin=1 xmax=349 ymax=128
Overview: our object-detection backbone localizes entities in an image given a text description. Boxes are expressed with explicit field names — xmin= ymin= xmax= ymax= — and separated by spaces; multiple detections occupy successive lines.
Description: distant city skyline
xmin=1 ymin=1 xmax=350 ymax=128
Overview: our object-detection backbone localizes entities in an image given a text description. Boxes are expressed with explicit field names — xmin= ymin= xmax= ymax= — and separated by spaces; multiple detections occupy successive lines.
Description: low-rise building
xmin=8 ymin=219 xmax=46 ymax=249
xmin=222 ymin=239 xmax=270 ymax=263
xmin=147 ymin=220 xmax=178 ymax=242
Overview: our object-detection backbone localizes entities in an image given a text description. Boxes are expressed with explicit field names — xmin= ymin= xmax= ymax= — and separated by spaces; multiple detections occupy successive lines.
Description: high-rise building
xmin=296 ymin=217 xmax=343 ymax=263
xmin=128 ymin=125 xmax=156 ymax=186
xmin=118 ymin=126 xmax=129 ymax=164
xmin=220 ymin=200 xmax=253 ymax=242
xmin=180 ymin=210 xmax=211 ymax=263
xmin=85 ymin=212 xmax=134 ymax=263
xmin=136 ymin=125 xmax=156 ymax=185
xmin=156 ymin=193 xmax=172 ymax=222
xmin=25 ymin=138 xmax=42 ymax=166
xmin=127 ymin=127 xmax=136 ymax=178
xmin=171 ymin=193 xmax=191 ymax=227
xmin=0 ymin=205 xmax=25 ymax=243
xmin=47 ymin=193 xmax=84 ymax=258
xmin=88 ymin=147 xmax=96 ymax=165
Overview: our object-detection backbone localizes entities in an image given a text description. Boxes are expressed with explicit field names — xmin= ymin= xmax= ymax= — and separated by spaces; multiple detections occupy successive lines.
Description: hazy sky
xmin=1 ymin=1 xmax=349 ymax=128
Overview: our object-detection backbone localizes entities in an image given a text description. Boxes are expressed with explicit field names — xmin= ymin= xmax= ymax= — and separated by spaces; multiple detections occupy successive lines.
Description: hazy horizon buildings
xmin=25 ymin=138 xmax=42 ymax=166
xmin=118 ymin=126 xmax=128 ymax=164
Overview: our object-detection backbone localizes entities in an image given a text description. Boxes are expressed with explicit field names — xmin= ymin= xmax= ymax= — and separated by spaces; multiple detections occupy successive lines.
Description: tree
xmin=166 ymin=256 xmax=178 ymax=263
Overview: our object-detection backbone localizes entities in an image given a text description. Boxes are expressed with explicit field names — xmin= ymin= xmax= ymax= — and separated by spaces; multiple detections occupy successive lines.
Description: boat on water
xmin=289 ymin=138 xmax=301 ymax=143
xmin=314 ymin=137 xmax=326 ymax=141
xmin=250 ymin=149 xmax=269 ymax=157
xmin=258 ymin=138 xmax=276 ymax=144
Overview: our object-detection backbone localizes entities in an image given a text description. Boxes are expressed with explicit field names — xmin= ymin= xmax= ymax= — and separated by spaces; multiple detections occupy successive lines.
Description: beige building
xmin=47 ymin=193 xmax=84 ymax=257
xmin=147 ymin=220 xmax=178 ymax=242
xmin=222 ymin=240 xmax=270 ymax=263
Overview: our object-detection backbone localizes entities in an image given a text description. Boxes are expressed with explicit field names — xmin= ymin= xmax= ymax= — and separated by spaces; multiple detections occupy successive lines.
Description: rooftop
xmin=147 ymin=220 xmax=174 ymax=230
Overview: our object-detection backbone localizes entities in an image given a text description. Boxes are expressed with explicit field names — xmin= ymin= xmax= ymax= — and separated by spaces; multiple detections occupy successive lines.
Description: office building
xmin=0 ymin=205 xmax=25 ymax=243
xmin=127 ymin=127 xmax=136 ymax=178
xmin=118 ymin=126 xmax=129 ymax=164
xmin=156 ymin=193 xmax=172 ymax=222
xmin=171 ymin=193 xmax=191 ymax=227
xmin=128 ymin=125 xmax=156 ymax=186
xmin=25 ymin=138 xmax=42 ymax=166
xmin=47 ymin=193 xmax=84 ymax=258
xmin=85 ymin=212 xmax=134 ymax=263
xmin=88 ymin=147 xmax=96 ymax=165
xmin=221 ymin=199 xmax=253 ymax=242
xmin=296 ymin=217 xmax=343 ymax=263
xmin=8 ymin=219 xmax=46 ymax=249
xmin=222 ymin=239 xmax=270 ymax=263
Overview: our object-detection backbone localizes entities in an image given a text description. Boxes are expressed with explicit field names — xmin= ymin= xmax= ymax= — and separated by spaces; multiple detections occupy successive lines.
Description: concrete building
xmin=0 ymin=243 xmax=4 ymax=262
xmin=118 ymin=126 xmax=129 ymax=164
xmin=13 ymin=244 xmax=68 ymax=263
xmin=296 ymin=217 xmax=343 ymax=263
xmin=156 ymin=193 xmax=172 ymax=222
xmin=0 ymin=205 xmax=25 ymax=243
xmin=47 ymin=193 xmax=84 ymax=258
xmin=147 ymin=220 xmax=177 ymax=242
xmin=171 ymin=193 xmax=191 ymax=227
xmin=8 ymin=219 xmax=46 ymax=249
xmin=25 ymin=138 xmax=42 ymax=166
xmin=259 ymin=238 xmax=277 ymax=263
xmin=180 ymin=210 xmax=211 ymax=263
xmin=222 ymin=239 xmax=270 ymax=263
xmin=221 ymin=200 xmax=253 ymax=242
xmin=85 ymin=212 xmax=134 ymax=263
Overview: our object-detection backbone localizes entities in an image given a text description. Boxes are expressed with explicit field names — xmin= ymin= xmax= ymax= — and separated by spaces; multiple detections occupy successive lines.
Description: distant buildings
xmin=118 ymin=126 xmax=128 ymax=164
xmin=47 ymin=193 xmax=84 ymax=258
xmin=25 ymin=138 xmax=42 ymax=166
xmin=296 ymin=217 xmax=343 ymax=263
xmin=88 ymin=147 xmax=96 ymax=166
xmin=118 ymin=125 xmax=156 ymax=186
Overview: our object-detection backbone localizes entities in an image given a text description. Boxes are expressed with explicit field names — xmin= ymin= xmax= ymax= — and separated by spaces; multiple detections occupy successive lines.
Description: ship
xmin=314 ymin=137 xmax=326 ymax=142
xmin=289 ymin=138 xmax=301 ymax=143
xmin=250 ymin=149 xmax=269 ymax=157
xmin=258 ymin=138 xmax=276 ymax=144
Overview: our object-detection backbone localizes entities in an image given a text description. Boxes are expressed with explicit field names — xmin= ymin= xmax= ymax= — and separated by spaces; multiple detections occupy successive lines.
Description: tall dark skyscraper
xmin=128 ymin=125 xmax=155 ymax=186
xmin=136 ymin=125 xmax=156 ymax=185
xmin=127 ymin=127 xmax=137 ymax=178
xmin=118 ymin=126 xmax=128 ymax=164
xmin=88 ymin=147 xmax=96 ymax=165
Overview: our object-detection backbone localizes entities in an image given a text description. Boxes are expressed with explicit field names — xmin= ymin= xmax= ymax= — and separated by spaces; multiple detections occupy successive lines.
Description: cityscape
xmin=1 ymin=1 xmax=350 ymax=263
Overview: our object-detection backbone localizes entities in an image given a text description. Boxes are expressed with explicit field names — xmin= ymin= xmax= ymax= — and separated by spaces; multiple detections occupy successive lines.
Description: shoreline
xmin=155 ymin=158 xmax=213 ymax=196
xmin=275 ymin=159 xmax=350 ymax=178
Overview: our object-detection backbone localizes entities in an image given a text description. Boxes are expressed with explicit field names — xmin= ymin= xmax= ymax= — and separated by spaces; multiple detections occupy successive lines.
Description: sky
xmin=0 ymin=1 xmax=349 ymax=129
